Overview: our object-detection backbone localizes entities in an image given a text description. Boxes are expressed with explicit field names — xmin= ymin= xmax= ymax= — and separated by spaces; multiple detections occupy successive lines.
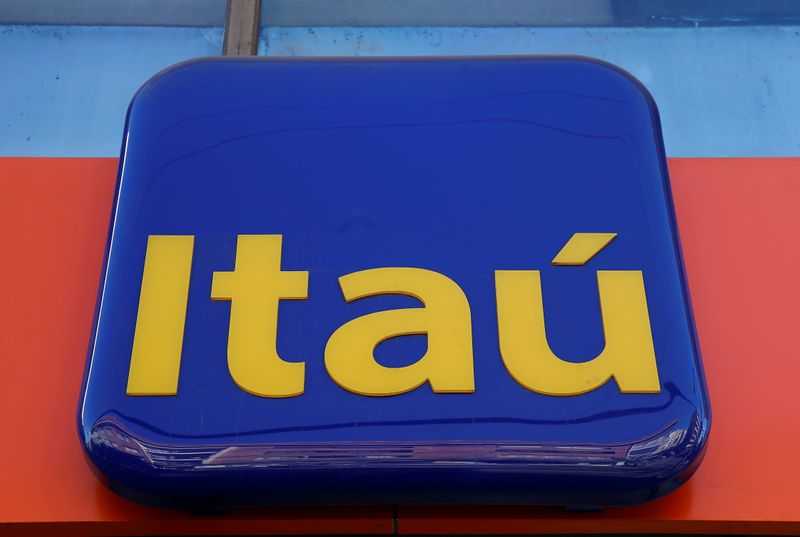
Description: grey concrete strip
xmin=0 ymin=0 xmax=226 ymax=27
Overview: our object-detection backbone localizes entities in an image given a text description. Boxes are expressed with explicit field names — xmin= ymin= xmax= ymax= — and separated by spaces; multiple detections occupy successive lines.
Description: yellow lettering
xmin=325 ymin=268 xmax=474 ymax=396
xmin=127 ymin=235 xmax=194 ymax=396
xmin=211 ymin=235 xmax=308 ymax=398
xmin=495 ymin=270 xmax=660 ymax=395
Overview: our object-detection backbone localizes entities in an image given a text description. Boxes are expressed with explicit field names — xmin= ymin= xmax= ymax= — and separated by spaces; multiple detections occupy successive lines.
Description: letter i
xmin=127 ymin=235 xmax=195 ymax=395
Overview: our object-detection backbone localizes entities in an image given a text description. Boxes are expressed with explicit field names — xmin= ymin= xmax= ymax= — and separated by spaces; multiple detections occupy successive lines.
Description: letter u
xmin=495 ymin=270 xmax=660 ymax=395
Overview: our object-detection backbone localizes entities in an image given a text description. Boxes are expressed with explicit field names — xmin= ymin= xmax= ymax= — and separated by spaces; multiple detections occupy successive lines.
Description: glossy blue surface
xmin=79 ymin=57 xmax=710 ymax=508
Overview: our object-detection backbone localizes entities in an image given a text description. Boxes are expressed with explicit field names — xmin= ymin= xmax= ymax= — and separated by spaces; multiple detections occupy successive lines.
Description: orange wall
xmin=1 ymin=157 xmax=798 ymax=535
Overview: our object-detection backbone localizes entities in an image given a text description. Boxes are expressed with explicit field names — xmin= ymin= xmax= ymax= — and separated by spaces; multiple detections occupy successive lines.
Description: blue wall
xmin=0 ymin=25 xmax=222 ymax=157
xmin=1 ymin=23 xmax=799 ymax=158
xmin=261 ymin=26 xmax=800 ymax=158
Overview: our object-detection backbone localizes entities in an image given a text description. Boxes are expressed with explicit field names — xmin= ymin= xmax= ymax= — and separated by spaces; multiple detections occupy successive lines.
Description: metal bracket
xmin=223 ymin=0 xmax=261 ymax=56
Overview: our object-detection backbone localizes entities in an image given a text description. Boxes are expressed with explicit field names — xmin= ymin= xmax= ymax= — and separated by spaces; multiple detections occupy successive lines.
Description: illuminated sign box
xmin=79 ymin=57 xmax=710 ymax=508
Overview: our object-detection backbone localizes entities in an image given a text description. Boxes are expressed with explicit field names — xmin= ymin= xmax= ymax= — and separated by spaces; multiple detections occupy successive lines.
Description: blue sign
xmin=79 ymin=57 xmax=710 ymax=508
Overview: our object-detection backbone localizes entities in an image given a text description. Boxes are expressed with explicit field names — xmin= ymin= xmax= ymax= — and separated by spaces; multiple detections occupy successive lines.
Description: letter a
xmin=212 ymin=235 xmax=308 ymax=397
xmin=495 ymin=270 xmax=660 ymax=395
xmin=325 ymin=268 xmax=474 ymax=396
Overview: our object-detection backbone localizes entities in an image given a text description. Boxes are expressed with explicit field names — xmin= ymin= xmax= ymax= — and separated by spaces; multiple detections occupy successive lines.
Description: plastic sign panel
xmin=79 ymin=57 xmax=710 ymax=508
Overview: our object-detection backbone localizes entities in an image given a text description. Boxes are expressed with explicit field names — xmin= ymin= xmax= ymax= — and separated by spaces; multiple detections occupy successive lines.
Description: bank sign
xmin=79 ymin=57 xmax=710 ymax=508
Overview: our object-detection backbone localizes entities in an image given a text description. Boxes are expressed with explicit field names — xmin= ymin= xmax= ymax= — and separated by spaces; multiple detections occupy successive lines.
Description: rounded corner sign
xmin=79 ymin=56 xmax=710 ymax=508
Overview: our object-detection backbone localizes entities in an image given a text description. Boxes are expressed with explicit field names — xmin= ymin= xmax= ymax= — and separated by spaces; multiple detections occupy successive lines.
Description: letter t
xmin=212 ymin=235 xmax=308 ymax=397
